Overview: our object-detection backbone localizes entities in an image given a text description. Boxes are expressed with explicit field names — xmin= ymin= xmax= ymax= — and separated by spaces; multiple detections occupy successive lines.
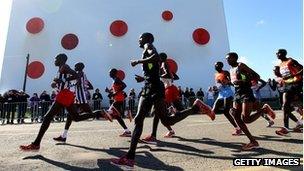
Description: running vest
xmin=56 ymin=71 xmax=71 ymax=91
xmin=74 ymin=72 xmax=88 ymax=104
xmin=279 ymin=58 xmax=302 ymax=84
xmin=230 ymin=63 xmax=248 ymax=87
xmin=215 ymin=71 xmax=233 ymax=99
xmin=142 ymin=44 xmax=160 ymax=84
xmin=111 ymin=78 xmax=125 ymax=102
xmin=215 ymin=71 xmax=229 ymax=85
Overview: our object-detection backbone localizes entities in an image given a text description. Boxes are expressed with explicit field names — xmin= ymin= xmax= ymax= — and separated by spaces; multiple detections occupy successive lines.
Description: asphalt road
xmin=0 ymin=111 xmax=302 ymax=171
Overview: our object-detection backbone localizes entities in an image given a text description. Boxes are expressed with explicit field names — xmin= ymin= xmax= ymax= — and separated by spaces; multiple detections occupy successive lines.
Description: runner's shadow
xmin=56 ymin=143 xmax=183 ymax=170
xmin=175 ymin=136 xmax=243 ymax=152
xmin=255 ymin=134 xmax=303 ymax=144
xmin=175 ymin=136 xmax=303 ymax=158
xmin=156 ymin=140 xmax=214 ymax=154
xmin=23 ymin=155 xmax=115 ymax=171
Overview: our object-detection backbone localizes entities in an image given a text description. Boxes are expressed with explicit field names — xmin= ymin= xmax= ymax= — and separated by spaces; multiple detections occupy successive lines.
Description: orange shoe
xmin=141 ymin=135 xmax=157 ymax=144
xmin=110 ymin=156 xmax=135 ymax=170
xmin=275 ymin=127 xmax=289 ymax=136
xmin=241 ymin=141 xmax=259 ymax=151
xmin=263 ymin=104 xmax=276 ymax=120
xmin=193 ymin=99 xmax=215 ymax=120
xmin=119 ymin=130 xmax=132 ymax=137
xmin=20 ymin=143 xmax=40 ymax=151
xmin=164 ymin=130 xmax=175 ymax=138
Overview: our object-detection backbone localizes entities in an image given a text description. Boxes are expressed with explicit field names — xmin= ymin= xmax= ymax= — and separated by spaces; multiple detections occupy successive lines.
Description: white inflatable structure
xmin=0 ymin=0 xmax=229 ymax=95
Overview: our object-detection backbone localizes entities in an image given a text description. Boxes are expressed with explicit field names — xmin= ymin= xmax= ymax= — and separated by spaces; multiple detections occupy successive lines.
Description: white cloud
xmin=256 ymin=19 xmax=266 ymax=26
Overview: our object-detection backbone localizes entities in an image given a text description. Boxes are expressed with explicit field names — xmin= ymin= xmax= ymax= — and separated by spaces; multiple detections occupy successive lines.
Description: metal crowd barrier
xmin=0 ymin=99 xmax=140 ymax=125
xmin=0 ymin=97 xmax=281 ymax=125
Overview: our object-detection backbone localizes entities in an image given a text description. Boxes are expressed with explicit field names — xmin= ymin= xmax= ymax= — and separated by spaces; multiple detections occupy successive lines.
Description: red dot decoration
xmin=61 ymin=33 xmax=79 ymax=50
xmin=110 ymin=20 xmax=128 ymax=37
xmin=162 ymin=10 xmax=173 ymax=21
xmin=26 ymin=17 xmax=44 ymax=34
xmin=167 ymin=58 xmax=178 ymax=74
xmin=192 ymin=28 xmax=210 ymax=45
xmin=117 ymin=70 xmax=125 ymax=80
xmin=27 ymin=61 xmax=45 ymax=79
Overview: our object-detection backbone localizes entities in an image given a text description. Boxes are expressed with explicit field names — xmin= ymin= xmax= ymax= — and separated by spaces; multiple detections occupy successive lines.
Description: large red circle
xmin=167 ymin=58 xmax=178 ymax=74
xmin=27 ymin=61 xmax=45 ymax=79
xmin=117 ymin=70 xmax=125 ymax=80
xmin=26 ymin=17 xmax=44 ymax=34
xmin=61 ymin=33 xmax=79 ymax=50
xmin=192 ymin=28 xmax=210 ymax=45
xmin=110 ymin=20 xmax=128 ymax=37
xmin=162 ymin=10 xmax=173 ymax=21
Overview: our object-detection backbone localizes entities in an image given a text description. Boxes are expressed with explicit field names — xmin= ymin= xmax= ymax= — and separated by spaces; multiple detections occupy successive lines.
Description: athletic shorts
xmin=141 ymin=82 xmax=165 ymax=101
xmin=56 ymin=89 xmax=75 ymax=107
xmin=165 ymin=85 xmax=180 ymax=104
xmin=284 ymin=82 xmax=303 ymax=102
xmin=234 ymin=87 xmax=256 ymax=104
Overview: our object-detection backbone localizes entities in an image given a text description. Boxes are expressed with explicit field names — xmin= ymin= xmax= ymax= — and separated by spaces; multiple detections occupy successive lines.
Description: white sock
xmin=124 ymin=129 xmax=130 ymax=132
xmin=62 ymin=129 xmax=68 ymax=138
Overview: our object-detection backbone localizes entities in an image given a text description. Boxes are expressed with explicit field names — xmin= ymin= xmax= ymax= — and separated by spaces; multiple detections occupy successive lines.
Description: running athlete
xmin=275 ymin=49 xmax=303 ymax=135
xmin=141 ymin=52 xmax=185 ymax=144
xmin=271 ymin=66 xmax=302 ymax=133
xmin=251 ymin=79 xmax=274 ymax=127
xmin=213 ymin=61 xmax=241 ymax=135
xmin=226 ymin=52 xmax=275 ymax=151
xmin=53 ymin=62 xmax=112 ymax=142
xmin=106 ymin=68 xmax=132 ymax=137
xmin=110 ymin=33 xmax=215 ymax=169
xmin=19 ymin=54 xmax=106 ymax=151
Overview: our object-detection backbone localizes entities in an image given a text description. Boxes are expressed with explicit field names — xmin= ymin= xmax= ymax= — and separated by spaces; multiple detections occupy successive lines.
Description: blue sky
xmin=223 ymin=0 xmax=303 ymax=80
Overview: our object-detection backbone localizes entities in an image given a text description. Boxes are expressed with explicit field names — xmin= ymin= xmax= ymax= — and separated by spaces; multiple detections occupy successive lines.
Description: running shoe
xmin=19 ymin=143 xmax=40 ymax=151
xmin=275 ymin=127 xmax=289 ymax=136
xmin=164 ymin=130 xmax=175 ymax=138
xmin=110 ymin=156 xmax=135 ymax=170
xmin=193 ymin=99 xmax=215 ymax=120
xmin=262 ymin=104 xmax=276 ymax=120
xmin=53 ymin=135 xmax=67 ymax=142
xmin=119 ymin=131 xmax=132 ymax=137
xmin=141 ymin=135 xmax=157 ymax=144
xmin=241 ymin=141 xmax=259 ymax=151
